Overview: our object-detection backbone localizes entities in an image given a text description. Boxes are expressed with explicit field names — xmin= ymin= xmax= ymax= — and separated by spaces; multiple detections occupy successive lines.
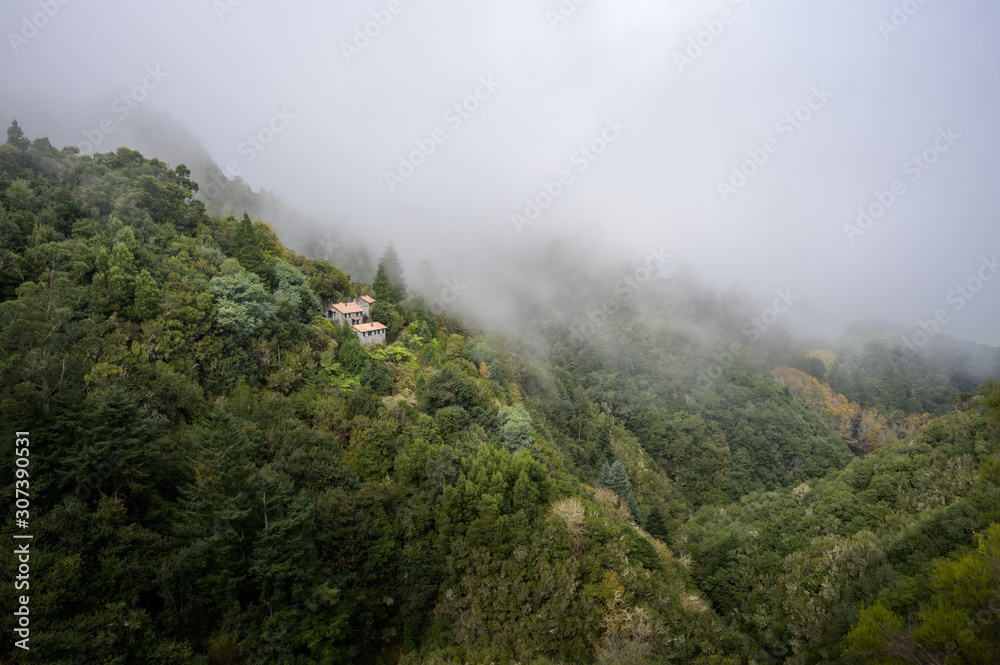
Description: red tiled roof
xmin=359 ymin=295 xmax=376 ymax=304
xmin=352 ymin=322 xmax=387 ymax=333
xmin=330 ymin=302 xmax=364 ymax=314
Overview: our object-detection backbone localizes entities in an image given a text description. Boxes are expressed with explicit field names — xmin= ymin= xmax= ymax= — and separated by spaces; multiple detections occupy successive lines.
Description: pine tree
xmin=596 ymin=462 xmax=612 ymax=487
xmin=6 ymin=119 xmax=30 ymax=151
xmin=646 ymin=505 xmax=669 ymax=541
xmin=230 ymin=213 xmax=268 ymax=279
xmin=373 ymin=243 xmax=407 ymax=305
xmin=607 ymin=461 xmax=630 ymax=498
xmin=626 ymin=493 xmax=643 ymax=527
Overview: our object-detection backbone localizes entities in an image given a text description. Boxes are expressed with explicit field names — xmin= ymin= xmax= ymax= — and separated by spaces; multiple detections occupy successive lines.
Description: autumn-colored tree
xmin=774 ymin=366 xmax=897 ymax=454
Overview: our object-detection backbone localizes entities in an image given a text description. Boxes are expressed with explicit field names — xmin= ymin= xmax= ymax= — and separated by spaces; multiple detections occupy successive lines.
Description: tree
xmin=369 ymin=301 xmax=403 ymax=337
xmin=645 ymin=505 xmax=669 ymax=541
xmin=373 ymin=243 xmax=407 ymax=305
xmin=91 ymin=243 xmax=138 ymax=316
xmin=337 ymin=335 xmax=370 ymax=376
xmin=596 ymin=462 xmax=612 ymax=487
xmin=979 ymin=378 xmax=1000 ymax=423
xmin=847 ymin=523 xmax=1000 ymax=662
xmin=607 ymin=461 xmax=630 ymax=498
xmin=208 ymin=260 xmax=277 ymax=347
xmin=272 ymin=260 xmax=321 ymax=324
xmin=626 ymin=492 xmax=643 ymax=527
xmin=6 ymin=119 xmax=30 ymax=151
xmin=229 ymin=213 xmax=269 ymax=279
xmin=128 ymin=269 xmax=160 ymax=321
xmin=603 ymin=460 xmax=643 ymax=525
xmin=499 ymin=404 xmax=534 ymax=451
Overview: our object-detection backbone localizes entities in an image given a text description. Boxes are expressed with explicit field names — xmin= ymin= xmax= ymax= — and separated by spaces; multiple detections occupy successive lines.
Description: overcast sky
xmin=2 ymin=0 xmax=998 ymax=346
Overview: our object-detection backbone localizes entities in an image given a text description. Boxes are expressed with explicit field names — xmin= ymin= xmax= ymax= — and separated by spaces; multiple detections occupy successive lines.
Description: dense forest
xmin=1 ymin=122 xmax=998 ymax=664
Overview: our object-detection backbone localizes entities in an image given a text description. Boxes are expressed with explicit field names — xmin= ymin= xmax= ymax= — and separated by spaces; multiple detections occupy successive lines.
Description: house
xmin=327 ymin=301 xmax=364 ymax=326
xmin=357 ymin=295 xmax=376 ymax=316
xmin=353 ymin=321 xmax=387 ymax=346
xmin=327 ymin=297 xmax=386 ymax=345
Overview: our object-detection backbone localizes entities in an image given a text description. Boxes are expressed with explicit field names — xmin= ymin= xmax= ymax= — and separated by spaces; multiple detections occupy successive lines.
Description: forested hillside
xmin=1 ymin=125 xmax=998 ymax=664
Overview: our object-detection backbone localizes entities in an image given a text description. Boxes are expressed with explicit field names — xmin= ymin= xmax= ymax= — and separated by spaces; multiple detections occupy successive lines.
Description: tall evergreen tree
xmin=596 ymin=462 xmax=612 ymax=487
xmin=373 ymin=243 xmax=407 ymax=305
xmin=607 ymin=461 xmax=630 ymax=498
xmin=6 ymin=119 xmax=30 ymax=151
xmin=626 ymin=492 xmax=643 ymax=527
xmin=645 ymin=505 xmax=669 ymax=541
xmin=230 ymin=213 xmax=268 ymax=279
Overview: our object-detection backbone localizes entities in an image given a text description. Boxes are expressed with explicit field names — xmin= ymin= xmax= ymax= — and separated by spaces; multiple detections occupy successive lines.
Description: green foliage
xmin=979 ymin=378 xmax=1000 ymax=423
xmin=499 ymin=404 xmax=534 ymax=451
xmin=2 ymin=126 xmax=997 ymax=665
xmin=424 ymin=363 xmax=484 ymax=418
xmin=229 ymin=213 xmax=270 ymax=279
xmin=129 ymin=269 xmax=160 ymax=320
xmin=645 ymin=505 xmax=669 ymax=541
xmin=370 ymin=342 xmax=413 ymax=363
xmin=846 ymin=602 xmax=904 ymax=663
xmin=346 ymin=385 xmax=382 ymax=420
xmin=6 ymin=118 xmax=30 ymax=151
xmin=370 ymin=300 xmax=404 ymax=337
xmin=606 ymin=460 xmax=630 ymax=498
xmin=373 ymin=242 xmax=407 ymax=305
xmin=338 ymin=335 xmax=370 ymax=376
xmin=91 ymin=242 xmax=138 ymax=315
xmin=208 ymin=261 xmax=277 ymax=347
xmin=272 ymin=259 xmax=321 ymax=324
xmin=848 ymin=523 xmax=1000 ymax=663
xmin=467 ymin=340 xmax=500 ymax=380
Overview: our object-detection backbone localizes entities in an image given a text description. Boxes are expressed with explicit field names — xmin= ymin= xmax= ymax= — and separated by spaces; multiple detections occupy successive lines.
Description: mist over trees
xmin=372 ymin=242 xmax=407 ymax=305
xmin=1 ymin=115 xmax=999 ymax=664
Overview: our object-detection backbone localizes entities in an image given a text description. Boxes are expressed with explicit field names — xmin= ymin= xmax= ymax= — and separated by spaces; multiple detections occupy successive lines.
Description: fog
xmin=2 ymin=0 xmax=999 ymax=346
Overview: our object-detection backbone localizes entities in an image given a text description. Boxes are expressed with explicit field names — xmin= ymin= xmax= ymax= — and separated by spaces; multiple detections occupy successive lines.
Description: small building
xmin=357 ymin=295 xmax=376 ymax=316
xmin=328 ymin=301 xmax=364 ymax=326
xmin=353 ymin=321 xmax=387 ymax=346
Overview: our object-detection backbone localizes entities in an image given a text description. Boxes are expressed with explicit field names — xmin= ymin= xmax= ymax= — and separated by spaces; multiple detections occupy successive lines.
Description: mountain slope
xmin=1 ymin=127 xmax=998 ymax=664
